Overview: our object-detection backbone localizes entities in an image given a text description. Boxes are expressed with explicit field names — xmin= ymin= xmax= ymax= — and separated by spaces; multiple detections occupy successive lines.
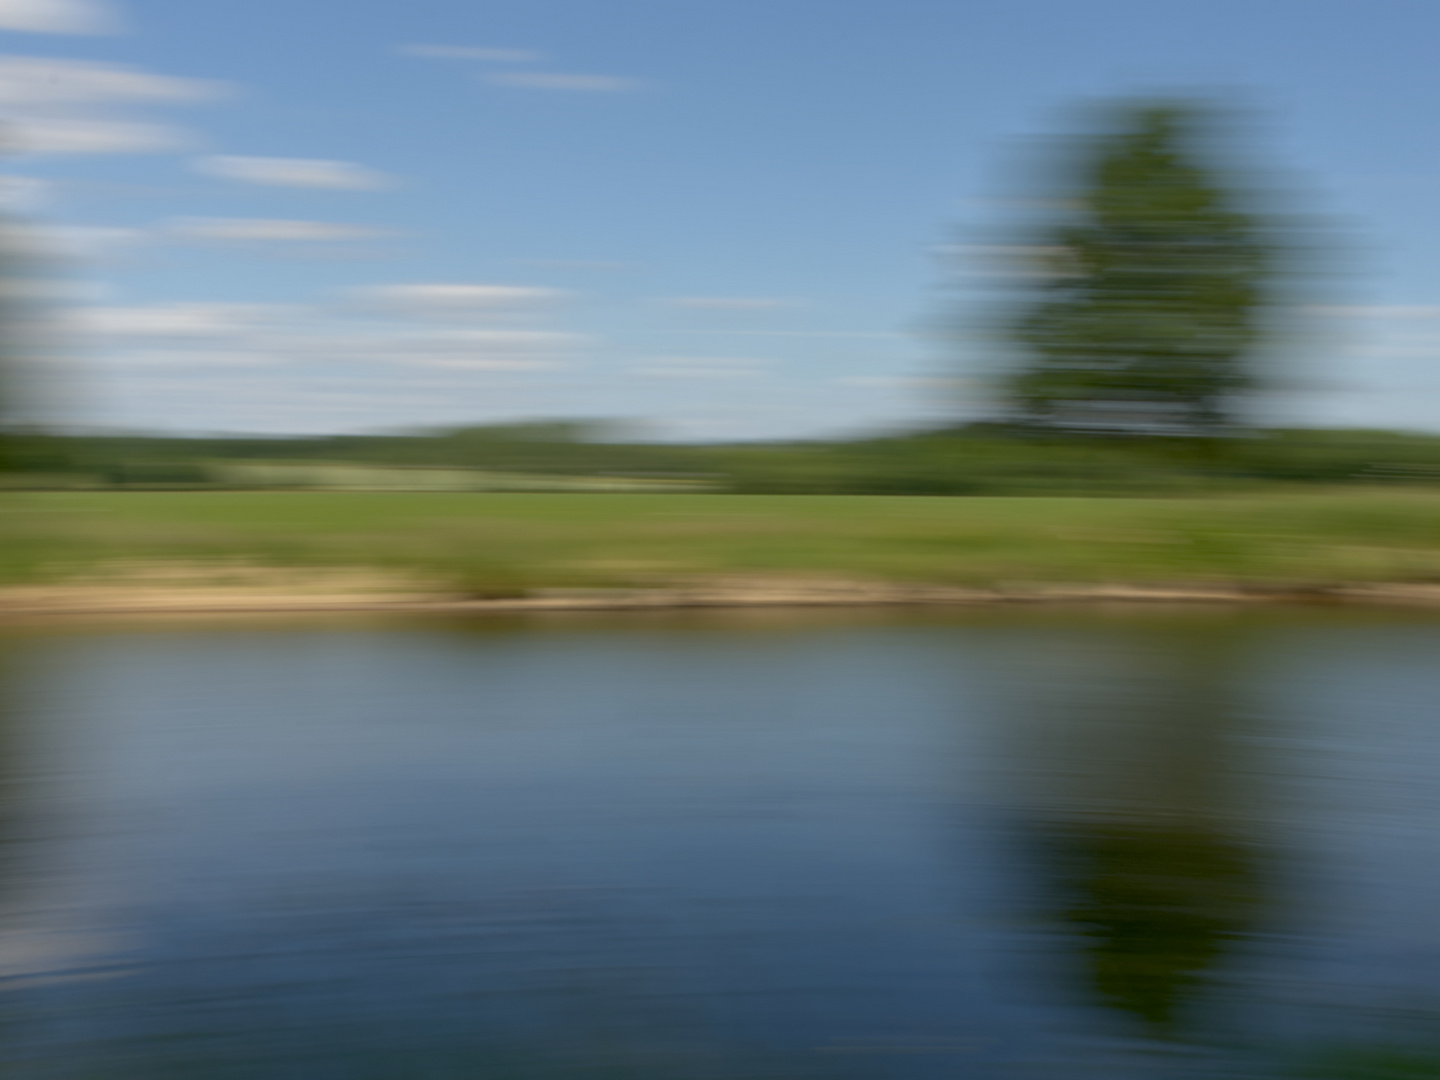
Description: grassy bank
xmin=5 ymin=489 xmax=1440 ymax=598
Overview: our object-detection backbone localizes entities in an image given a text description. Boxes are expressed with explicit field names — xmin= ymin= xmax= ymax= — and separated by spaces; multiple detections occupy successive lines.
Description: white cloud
xmin=115 ymin=349 xmax=281 ymax=368
xmin=352 ymin=283 xmax=566 ymax=319
xmin=520 ymin=258 xmax=633 ymax=271
xmin=0 ymin=277 xmax=101 ymax=303
xmin=1351 ymin=343 xmax=1440 ymax=360
xmin=939 ymin=243 xmax=1070 ymax=281
xmin=486 ymin=72 xmax=641 ymax=92
xmin=0 ymin=56 xmax=222 ymax=157
xmin=835 ymin=376 xmax=959 ymax=388
xmin=386 ymin=329 xmax=580 ymax=370
xmin=168 ymin=217 xmax=397 ymax=243
xmin=401 ymin=44 xmax=542 ymax=63
xmin=2 ymin=220 xmax=144 ymax=264
xmin=939 ymin=244 xmax=1065 ymax=259
xmin=69 ymin=288 xmax=590 ymax=432
xmin=660 ymin=296 xmax=794 ymax=311
xmin=690 ymin=329 xmax=903 ymax=339
xmin=6 ymin=116 xmax=185 ymax=154
xmin=1307 ymin=305 xmax=1440 ymax=319
xmin=631 ymin=356 xmax=769 ymax=379
xmin=0 ymin=0 xmax=121 ymax=34
xmin=76 ymin=296 xmax=582 ymax=370
xmin=192 ymin=155 xmax=396 ymax=191
xmin=16 ymin=222 xmax=144 ymax=261
xmin=0 ymin=173 xmax=46 ymax=210
xmin=77 ymin=303 xmax=288 ymax=338
xmin=0 ymin=56 xmax=216 ymax=106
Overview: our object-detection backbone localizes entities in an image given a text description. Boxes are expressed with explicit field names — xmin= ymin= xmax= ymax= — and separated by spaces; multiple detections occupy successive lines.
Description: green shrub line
xmin=12 ymin=426 xmax=1440 ymax=498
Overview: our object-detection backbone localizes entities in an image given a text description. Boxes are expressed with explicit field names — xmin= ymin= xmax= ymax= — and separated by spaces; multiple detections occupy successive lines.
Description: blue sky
xmin=3 ymin=0 xmax=1440 ymax=438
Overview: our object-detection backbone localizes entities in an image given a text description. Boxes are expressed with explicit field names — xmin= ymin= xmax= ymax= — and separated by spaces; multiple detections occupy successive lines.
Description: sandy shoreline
xmin=6 ymin=578 xmax=1440 ymax=618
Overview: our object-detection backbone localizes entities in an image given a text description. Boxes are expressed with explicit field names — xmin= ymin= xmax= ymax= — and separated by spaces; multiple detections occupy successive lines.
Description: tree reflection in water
xmin=0 ymin=650 xmax=29 ymax=903
xmin=990 ymin=618 xmax=1268 ymax=1036
xmin=1047 ymin=819 xmax=1260 ymax=1032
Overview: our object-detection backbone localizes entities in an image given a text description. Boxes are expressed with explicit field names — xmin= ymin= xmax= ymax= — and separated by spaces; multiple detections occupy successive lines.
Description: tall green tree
xmin=1004 ymin=100 xmax=1275 ymax=436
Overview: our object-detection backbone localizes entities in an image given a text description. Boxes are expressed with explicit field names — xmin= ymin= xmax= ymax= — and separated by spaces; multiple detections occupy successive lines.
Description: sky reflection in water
xmin=0 ymin=610 xmax=1435 ymax=1077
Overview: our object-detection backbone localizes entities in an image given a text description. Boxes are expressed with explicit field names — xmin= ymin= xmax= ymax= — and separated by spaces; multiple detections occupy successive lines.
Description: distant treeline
xmin=9 ymin=420 xmax=1440 ymax=495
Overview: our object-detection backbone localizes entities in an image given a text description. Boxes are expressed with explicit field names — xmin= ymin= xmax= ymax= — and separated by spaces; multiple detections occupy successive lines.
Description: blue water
xmin=0 ymin=608 xmax=1437 ymax=1078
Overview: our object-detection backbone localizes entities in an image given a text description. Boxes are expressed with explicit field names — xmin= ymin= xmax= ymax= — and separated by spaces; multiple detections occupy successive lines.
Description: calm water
xmin=0 ymin=608 xmax=1438 ymax=1078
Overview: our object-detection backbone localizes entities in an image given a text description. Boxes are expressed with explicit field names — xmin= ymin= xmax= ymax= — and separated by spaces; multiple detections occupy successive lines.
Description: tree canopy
xmin=1003 ymin=100 xmax=1276 ymax=436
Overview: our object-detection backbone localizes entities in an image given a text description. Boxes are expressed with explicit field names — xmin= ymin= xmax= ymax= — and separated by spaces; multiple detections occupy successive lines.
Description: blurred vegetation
xmin=11 ymin=420 xmax=1440 ymax=496
xmin=1000 ymin=99 xmax=1278 ymax=435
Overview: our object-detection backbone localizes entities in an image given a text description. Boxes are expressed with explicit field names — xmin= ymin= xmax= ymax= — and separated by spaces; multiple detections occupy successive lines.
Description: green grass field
xmin=6 ymin=489 xmax=1440 ymax=595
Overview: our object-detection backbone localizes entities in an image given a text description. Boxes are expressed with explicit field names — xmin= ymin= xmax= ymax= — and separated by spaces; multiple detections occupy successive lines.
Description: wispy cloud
xmin=78 ymin=303 xmax=295 ymax=338
xmin=937 ymin=243 xmax=1070 ymax=281
xmin=406 ymin=43 xmax=643 ymax=95
xmin=631 ymin=356 xmax=770 ymax=379
xmin=0 ymin=173 xmax=47 ymax=210
xmin=659 ymin=296 xmax=794 ymax=311
xmin=0 ymin=56 xmax=225 ymax=155
xmin=1 ymin=220 xmax=146 ymax=263
xmin=519 ymin=258 xmax=633 ymax=271
xmin=33 ymin=223 xmax=143 ymax=261
xmin=350 ymin=283 xmax=566 ymax=320
xmin=834 ymin=376 xmax=959 ymax=388
xmin=0 ymin=55 xmax=216 ymax=105
xmin=168 ymin=218 xmax=399 ymax=243
xmin=74 ymin=295 xmax=584 ymax=375
xmin=485 ymin=72 xmax=642 ymax=93
xmin=1307 ymin=305 xmax=1440 ymax=319
xmin=0 ymin=0 xmax=122 ymax=35
xmin=378 ymin=329 xmax=580 ymax=370
xmin=9 ymin=117 xmax=187 ymax=153
xmin=192 ymin=155 xmax=397 ymax=191
xmin=401 ymin=44 xmax=543 ymax=63
xmin=1351 ymin=343 xmax=1440 ymax=360
xmin=689 ymin=329 xmax=904 ymax=339
xmin=110 ymin=349 xmax=282 ymax=369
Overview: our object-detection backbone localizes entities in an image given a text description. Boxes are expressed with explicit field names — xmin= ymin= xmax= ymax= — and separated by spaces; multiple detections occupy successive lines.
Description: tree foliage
xmin=1005 ymin=100 xmax=1275 ymax=435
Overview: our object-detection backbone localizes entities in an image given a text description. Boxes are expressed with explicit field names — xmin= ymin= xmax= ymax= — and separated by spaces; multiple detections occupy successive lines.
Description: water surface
xmin=0 ymin=607 xmax=1438 ymax=1078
